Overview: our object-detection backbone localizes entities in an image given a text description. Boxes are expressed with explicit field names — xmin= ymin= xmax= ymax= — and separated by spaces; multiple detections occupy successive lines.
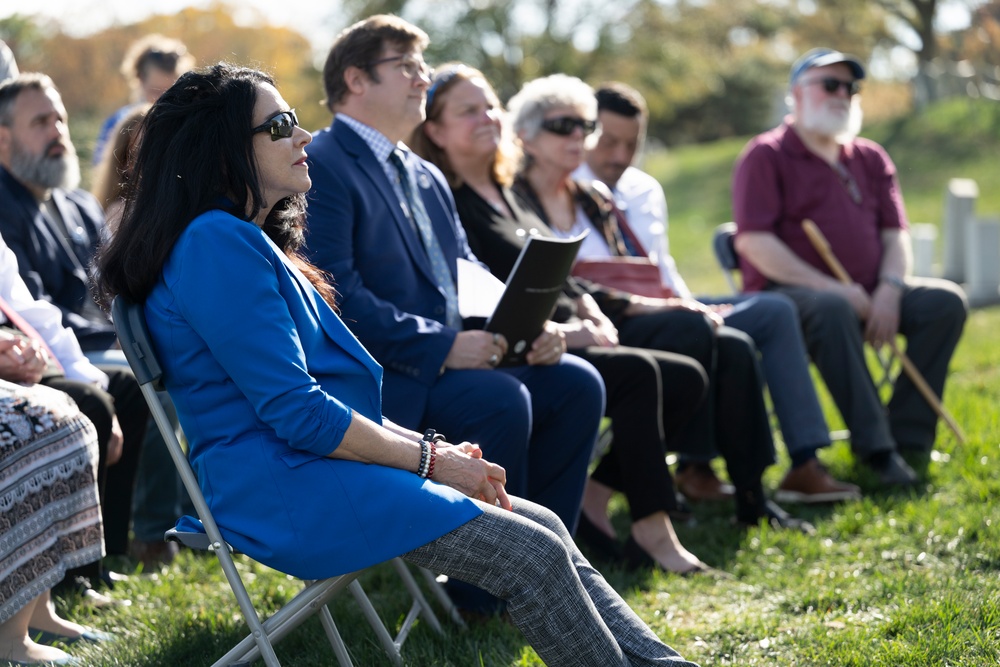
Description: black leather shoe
xmin=736 ymin=499 xmax=816 ymax=535
xmin=867 ymin=451 xmax=919 ymax=486
xmin=575 ymin=513 xmax=623 ymax=561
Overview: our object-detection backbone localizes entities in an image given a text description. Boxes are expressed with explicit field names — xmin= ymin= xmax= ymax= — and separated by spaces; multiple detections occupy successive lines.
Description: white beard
xmin=8 ymin=137 xmax=81 ymax=191
xmin=798 ymin=95 xmax=864 ymax=143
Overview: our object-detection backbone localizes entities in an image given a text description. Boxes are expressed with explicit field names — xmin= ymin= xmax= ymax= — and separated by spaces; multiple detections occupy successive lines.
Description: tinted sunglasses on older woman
xmin=541 ymin=116 xmax=598 ymax=137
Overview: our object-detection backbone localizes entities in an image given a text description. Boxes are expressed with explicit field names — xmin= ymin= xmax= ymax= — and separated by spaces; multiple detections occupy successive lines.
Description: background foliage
xmin=2 ymin=0 xmax=998 ymax=154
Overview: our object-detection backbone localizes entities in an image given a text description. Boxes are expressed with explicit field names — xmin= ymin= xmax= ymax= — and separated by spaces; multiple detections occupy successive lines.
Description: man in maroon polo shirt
xmin=732 ymin=48 xmax=968 ymax=486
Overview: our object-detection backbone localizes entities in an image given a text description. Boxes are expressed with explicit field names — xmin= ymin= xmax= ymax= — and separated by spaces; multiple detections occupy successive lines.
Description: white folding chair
xmin=711 ymin=223 xmax=896 ymax=443
xmin=111 ymin=296 xmax=461 ymax=667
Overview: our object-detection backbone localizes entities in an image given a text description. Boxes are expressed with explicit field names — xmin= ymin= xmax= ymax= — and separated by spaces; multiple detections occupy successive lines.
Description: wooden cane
xmin=801 ymin=219 xmax=966 ymax=444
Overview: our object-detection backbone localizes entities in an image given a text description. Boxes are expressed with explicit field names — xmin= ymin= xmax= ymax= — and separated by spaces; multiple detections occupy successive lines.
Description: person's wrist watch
xmin=879 ymin=275 xmax=906 ymax=291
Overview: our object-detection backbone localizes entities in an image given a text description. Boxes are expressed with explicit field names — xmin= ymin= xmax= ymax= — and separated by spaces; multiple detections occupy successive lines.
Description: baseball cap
xmin=790 ymin=48 xmax=866 ymax=84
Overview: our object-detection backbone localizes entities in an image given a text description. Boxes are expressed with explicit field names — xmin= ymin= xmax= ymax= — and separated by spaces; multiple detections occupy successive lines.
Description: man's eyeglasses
xmin=804 ymin=77 xmax=861 ymax=97
xmin=369 ymin=54 xmax=432 ymax=81
xmin=540 ymin=116 xmax=598 ymax=137
xmin=251 ymin=110 xmax=299 ymax=141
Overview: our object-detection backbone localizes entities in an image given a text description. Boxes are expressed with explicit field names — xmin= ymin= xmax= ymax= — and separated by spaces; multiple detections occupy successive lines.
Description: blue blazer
xmin=0 ymin=167 xmax=117 ymax=350
xmin=305 ymin=120 xmax=480 ymax=427
xmin=145 ymin=210 xmax=481 ymax=579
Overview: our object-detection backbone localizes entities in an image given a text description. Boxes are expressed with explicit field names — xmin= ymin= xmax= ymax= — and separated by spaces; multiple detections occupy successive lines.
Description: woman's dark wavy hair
xmin=95 ymin=62 xmax=335 ymax=308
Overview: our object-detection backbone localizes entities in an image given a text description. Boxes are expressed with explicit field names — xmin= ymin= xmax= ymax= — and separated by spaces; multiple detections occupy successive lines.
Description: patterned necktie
xmin=0 ymin=295 xmax=64 ymax=373
xmin=388 ymin=150 xmax=461 ymax=328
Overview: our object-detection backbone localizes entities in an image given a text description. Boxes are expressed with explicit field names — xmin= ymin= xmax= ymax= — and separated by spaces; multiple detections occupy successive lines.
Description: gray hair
xmin=0 ymin=72 xmax=56 ymax=127
xmin=507 ymin=74 xmax=598 ymax=142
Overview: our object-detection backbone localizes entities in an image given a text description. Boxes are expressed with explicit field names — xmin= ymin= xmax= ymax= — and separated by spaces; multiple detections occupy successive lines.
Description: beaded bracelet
xmin=425 ymin=441 xmax=437 ymax=479
xmin=417 ymin=429 xmax=444 ymax=479
xmin=417 ymin=439 xmax=430 ymax=478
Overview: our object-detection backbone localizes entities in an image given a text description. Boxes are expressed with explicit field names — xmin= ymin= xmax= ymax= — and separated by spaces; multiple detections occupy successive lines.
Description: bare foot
xmin=28 ymin=590 xmax=90 ymax=637
xmin=581 ymin=478 xmax=617 ymax=538
xmin=631 ymin=512 xmax=707 ymax=574
xmin=2 ymin=636 xmax=73 ymax=664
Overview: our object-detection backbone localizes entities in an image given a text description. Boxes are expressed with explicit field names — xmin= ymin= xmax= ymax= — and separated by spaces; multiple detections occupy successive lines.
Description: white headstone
xmin=943 ymin=178 xmax=978 ymax=283
xmin=965 ymin=217 xmax=1000 ymax=306
xmin=910 ymin=223 xmax=938 ymax=277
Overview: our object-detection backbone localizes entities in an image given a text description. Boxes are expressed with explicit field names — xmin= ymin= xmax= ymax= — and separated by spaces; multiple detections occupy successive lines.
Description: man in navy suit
xmin=0 ymin=72 xmax=189 ymax=568
xmin=304 ymin=17 xmax=604 ymax=592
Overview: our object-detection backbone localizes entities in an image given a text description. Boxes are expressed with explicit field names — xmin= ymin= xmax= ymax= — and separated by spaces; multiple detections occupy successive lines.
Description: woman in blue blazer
xmin=95 ymin=63 xmax=699 ymax=667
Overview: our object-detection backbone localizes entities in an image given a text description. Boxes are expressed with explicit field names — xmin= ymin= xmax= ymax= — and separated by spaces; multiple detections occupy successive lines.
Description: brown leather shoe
xmin=675 ymin=464 xmax=735 ymax=502
xmin=129 ymin=539 xmax=180 ymax=569
xmin=775 ymin=458 xmax=862 ymax=504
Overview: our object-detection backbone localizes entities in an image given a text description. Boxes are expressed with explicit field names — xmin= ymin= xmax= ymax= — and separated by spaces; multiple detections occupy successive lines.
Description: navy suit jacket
xmin=305 ymin=118 xmax=481 ymax=427
xmin=0 ymin=167 xmax=117 ymax=350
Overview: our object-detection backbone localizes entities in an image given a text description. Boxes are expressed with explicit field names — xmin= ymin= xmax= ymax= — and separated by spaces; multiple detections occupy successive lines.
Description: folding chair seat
xmin=710 ymin=223 xmax=895 ymax=443
xmin=112 ymin=296 xmax=462 ymax=667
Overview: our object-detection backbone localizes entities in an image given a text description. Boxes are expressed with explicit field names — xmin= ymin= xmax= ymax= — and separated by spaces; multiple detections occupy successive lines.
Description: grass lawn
xmin=54 ymin=98 xmax=1000 ymax=666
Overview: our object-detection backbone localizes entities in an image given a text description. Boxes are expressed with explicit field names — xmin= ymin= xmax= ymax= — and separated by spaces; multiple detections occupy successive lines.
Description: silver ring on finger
xmin=492 ymin=332 xmax=501 ymax=346
xmin=489 ymin=353 xmax=499 ymax=367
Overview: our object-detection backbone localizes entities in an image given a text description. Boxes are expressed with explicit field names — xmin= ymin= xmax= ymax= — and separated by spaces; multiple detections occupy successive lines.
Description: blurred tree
xmin=938 ymin=0 xmax=1000 ymax=99
xmin=812 ymin=0 xmax=991 ymax=103
xmin=335 ymin=0 xmax=942 ymax=140
xmin=1 ymin=4 xmax=324 ymax=155
xmin=339 ymin=0 xmax=800 ymax=143
xmin=5 ymin=0 xmax=980 ymax=153
xmin=0 ymin=14 xmax=48 ymax=66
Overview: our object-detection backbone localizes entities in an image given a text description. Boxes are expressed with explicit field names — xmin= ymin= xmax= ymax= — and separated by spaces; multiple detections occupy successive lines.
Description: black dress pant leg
xmin=98 ymin=367 xmax=149 ymax=555
xmin=617 ymin=310 xmax=775 ymax=489
xmin=890 ymin=278 xmax=968 ymax=449
xmin=580 ymin=345 xmax=707 ymax=519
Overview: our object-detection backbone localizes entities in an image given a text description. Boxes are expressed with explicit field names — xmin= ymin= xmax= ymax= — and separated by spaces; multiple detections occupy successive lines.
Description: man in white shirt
xmin=575 ymin=82 xmax=871 ymax=501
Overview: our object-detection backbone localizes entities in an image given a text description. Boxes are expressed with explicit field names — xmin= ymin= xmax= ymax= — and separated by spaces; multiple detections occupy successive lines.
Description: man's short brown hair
xmin=322 ymin=14 xmax=429 ymax=112
xmin=0 ymin=72 xmax=56 ymax=127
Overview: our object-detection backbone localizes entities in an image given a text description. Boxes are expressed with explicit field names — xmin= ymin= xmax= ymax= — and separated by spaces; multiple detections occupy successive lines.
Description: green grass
xmin=55 ymin=98 xmax=1000 ymax=666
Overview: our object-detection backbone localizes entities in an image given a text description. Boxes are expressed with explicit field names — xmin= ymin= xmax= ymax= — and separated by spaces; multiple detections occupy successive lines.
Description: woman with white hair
xmin=508 ymin=74 xmax=812 ymax=537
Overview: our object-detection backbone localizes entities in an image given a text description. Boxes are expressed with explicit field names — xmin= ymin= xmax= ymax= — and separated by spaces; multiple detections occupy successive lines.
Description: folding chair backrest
xmin=111 ymin=297 xmax=225 ymax=546
xmin=712 ymin=222 xmax=741 ymax=294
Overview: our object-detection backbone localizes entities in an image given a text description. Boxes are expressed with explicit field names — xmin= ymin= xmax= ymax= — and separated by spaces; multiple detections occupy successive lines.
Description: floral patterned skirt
xmin=0 ymin=380 xmax=103 ymax=622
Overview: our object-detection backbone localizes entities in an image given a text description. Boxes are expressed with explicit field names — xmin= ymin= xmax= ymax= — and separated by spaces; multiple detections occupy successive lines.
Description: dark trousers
xmin=771 ymin=277 xmax=967 ymax=454
xmin=574 ymin=345 xmax=707 ymax=519
xmin=43 ymin=368 xmax=148 ymax=556
xmin=616 ymin=309 xmax=776 ymax=490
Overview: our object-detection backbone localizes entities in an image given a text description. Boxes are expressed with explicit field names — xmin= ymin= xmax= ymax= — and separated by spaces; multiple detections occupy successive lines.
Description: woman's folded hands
xmin=434 ymin=442 xmax=512 ymax=510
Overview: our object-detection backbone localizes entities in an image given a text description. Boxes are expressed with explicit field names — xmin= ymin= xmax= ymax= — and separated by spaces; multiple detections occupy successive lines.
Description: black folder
xmin=485 ymin=233 xmax=586 ymax=366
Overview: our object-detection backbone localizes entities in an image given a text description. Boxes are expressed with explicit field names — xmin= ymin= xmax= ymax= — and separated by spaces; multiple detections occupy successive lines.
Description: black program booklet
xmin=485 ymin=232 xmax=587 ymax=366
